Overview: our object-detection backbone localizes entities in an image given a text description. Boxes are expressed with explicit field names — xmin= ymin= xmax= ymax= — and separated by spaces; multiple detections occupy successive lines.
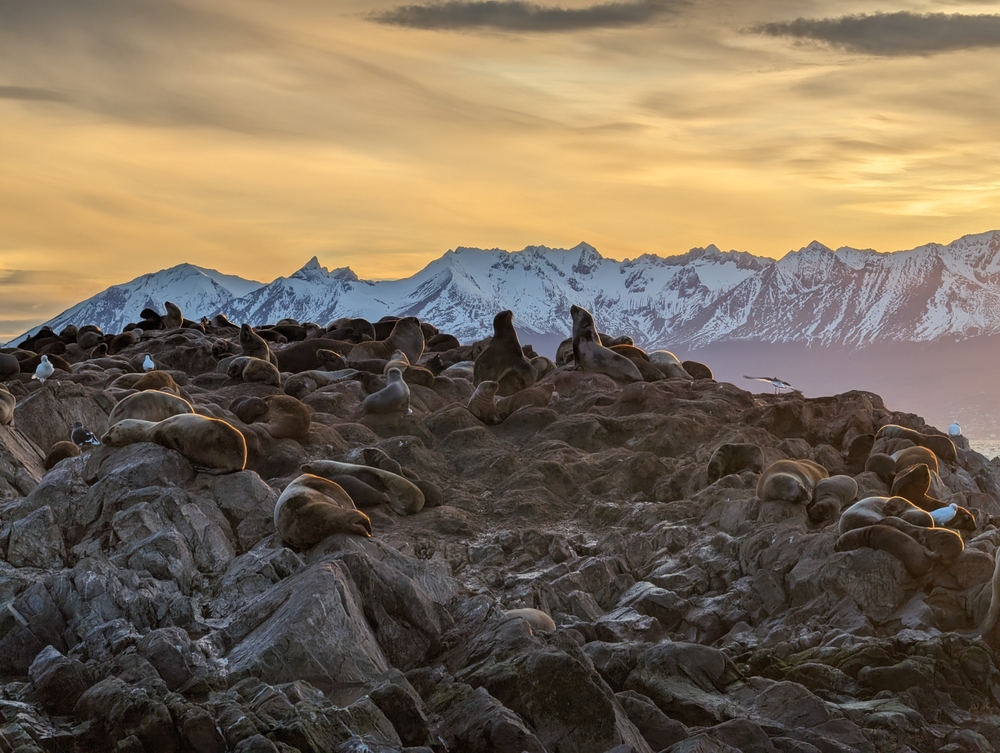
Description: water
xmin=969 ymin=440 xmax=1000 ymax=460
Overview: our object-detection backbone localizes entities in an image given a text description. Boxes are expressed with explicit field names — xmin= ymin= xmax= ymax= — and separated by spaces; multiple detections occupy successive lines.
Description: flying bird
xmin=948 ymin=421 xmax=962 ymax=437
xmin=71 ymin=421 xmax=101 ymax=446
xmin=743 ymin=375 xmax=795 ymax=394
xmin=143 ymin=354 xmax=155 ymax=372
xmin=33 ymin=355 xmax=54 ymax=384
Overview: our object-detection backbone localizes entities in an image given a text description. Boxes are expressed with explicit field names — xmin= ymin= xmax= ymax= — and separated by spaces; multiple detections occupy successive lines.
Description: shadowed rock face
xmin=3 ymin=312 xmax=1000 ymax=753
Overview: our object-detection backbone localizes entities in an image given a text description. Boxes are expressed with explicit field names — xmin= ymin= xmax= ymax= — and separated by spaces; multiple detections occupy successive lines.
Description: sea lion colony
xmin=4 ymin=303 xmax=1000 ymax=751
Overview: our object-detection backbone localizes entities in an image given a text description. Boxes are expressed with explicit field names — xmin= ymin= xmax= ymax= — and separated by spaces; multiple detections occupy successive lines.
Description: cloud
xmin=0 ymin=86 xmax=69 ymax=102
xmin=752 ymin=12 xmax=1000 ymax=56
xmin=369 ymin=0 xmax=684 ymax=32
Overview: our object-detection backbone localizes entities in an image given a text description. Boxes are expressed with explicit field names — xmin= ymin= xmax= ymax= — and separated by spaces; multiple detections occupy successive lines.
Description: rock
xmin=28 ymin=645 xmax=91 ymax=715
xmin=7 ymin=505 xmax=66 ymax=568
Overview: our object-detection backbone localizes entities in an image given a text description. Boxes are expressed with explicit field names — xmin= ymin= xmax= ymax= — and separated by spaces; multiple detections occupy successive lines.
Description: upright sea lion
xmin=303 ymin=459 xmax=425 ymax=515
xmin=890 ymin=463 xmax=942 ymax=511
xmin=834 ymin=524 xmax=939 ymax=576
xmin=838 ymin=495 xmax=934 ymax=533
xmin=163 ymin=301 xmax=183 ymax=330
xmin=384 ymin=349 xmax=411 ymax=374
xmin=570 ymin=305 xmax=642 ymax=383
xmin=706 ymin=443 xmax=764 ymax=484
xmin=274 ymin=474 xmax=372 ymax=549
xmin=347 ymin=316 xmax=424 ymax=365
xmin=102 ymin=414 xmax=247 ymax=474
xmin=807 ymin=474 xmax=858 ymax=523
xmin=473 ymin=310 xmax=537 ymax=397
xmin=240 ymin=324 xmax=279 ymax=368
xmin=106 ymin=390 xmax=194 ymax=428
xmin=360 ymin=368 xmax=411 ymax=415
xmin=467 ymin=380 xmax=500 ymax=424
xmin=0 ymin=385 xmax=15 ymax=425
xmin=876 ymin=424 xmax=957 ymax=463
xmin=756 ymin=459 xmax=829 ymax=503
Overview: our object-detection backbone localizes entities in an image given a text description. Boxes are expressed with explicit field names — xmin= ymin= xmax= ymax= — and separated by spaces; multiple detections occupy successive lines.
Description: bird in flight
xmin=743 ymin=375 xmax=796 ymax=394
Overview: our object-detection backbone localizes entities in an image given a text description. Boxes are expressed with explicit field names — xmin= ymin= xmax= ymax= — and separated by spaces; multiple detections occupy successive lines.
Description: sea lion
xmin=324 ymin=474 xmax=392 ymax=508
xmin=0 ymin=386 xmax=15 ymax=426
xmin=876 ymin=424 xmax=957 ymax=463
xmin=161 ymin=301 xmax=182 ymax=329
xmin=555 ymin=332 xmax=632 ymax=366
xmin=240 ymin=324 xmax=279 ymax=368
xmin=326 ymin=317 xmax=375 ymax=343
xmin=102 ymin=414 xmax=247 ymax=474
xmin=473 ymin=310 xmax=537 ymax=397
xmin=892 ymin=446 xmax=939 ymax=475
xmin=834 ymin=524 xmax=939 ymax=576
xmin=132 ymin=370 xmax=180 ymax=394
xmin=865 ymin=453 xmax=897 ymax=483
xmin=384 ymin=349 xmax=410 ymax=374
xmin=807 ymin=474 xmax=858 ymax=523
xmin=838 ymin=495 xmax=934 ymax=533
xmin=274 ymin=474 xmax=372 ymax=549
xmin=504 ymin=608 xmax=556 ymax=632
xmin=682 ymin=360 xmax=714 ymax=380
xmin=495 ymin=383 xmax=555 ymax=420
xmin=647 ymin=350 xmax=692 ymax=380
xmin=347 ymin=316 xmax=424 ymax=365
xmin=467 ymin=380 xmax=499 ymax=424
xmin=426 ymin=333 xmax=461 ymax=352
xmin=316 ymin=349 xmax=348 ymax=371
xmin=303 ymin=459 xmax=425 ymax=515
xmin=756 ymin=459 xmax=829 ymax=503
xmin=0 ymin=352 xmax=20 ymax=380
xmin=877 ymin=516 xmax=965 ymax=563
xmin=248 ymin=395 xmax=311 ymax=440
xmin=77 ymin=329 xmax=104 ymax=350
xmin=107 ymin=331 xmax=138 ymax=355
xmin=233 ymin=356 xmax=281 ymax=387
xmin=276 ymin=338 xmax=355 ymax=373
xmin=706 ymin=443 xmax=764 ymax=484
xmin=530 ymin=356 xmax=556 ymax=379
xmin=570 ymin=305 xmax=642 ymax=383
xmin=890 ymin=463 xmax=943 ymax=511
xmin=44 ymin=440 xmax=81 ymax=470
xmin=360 ymin=368 xmax=411 ymax=415
xmin=106 ymin=390 xmax=194 ymax=427
xmin=20 ymin=352 xmax=72 ymax=377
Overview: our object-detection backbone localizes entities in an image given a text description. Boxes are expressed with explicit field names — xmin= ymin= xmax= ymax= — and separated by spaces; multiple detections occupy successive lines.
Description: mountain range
xmin=12 ymin=229 xmax=1000 ymax=436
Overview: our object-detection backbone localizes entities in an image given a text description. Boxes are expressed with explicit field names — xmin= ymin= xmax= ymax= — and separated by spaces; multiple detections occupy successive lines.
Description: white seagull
xmin=142 ymin=354 xmax=155 ymax=372
xmin=743 ymin=375 xmax=795 ymax=395
xmin=930 ymin=502 xmax=959 ymax=526
xmin=33 ymin=355 xmax=54 ymax=384
xmin=948 ymin=421 xmax=962 ymax=437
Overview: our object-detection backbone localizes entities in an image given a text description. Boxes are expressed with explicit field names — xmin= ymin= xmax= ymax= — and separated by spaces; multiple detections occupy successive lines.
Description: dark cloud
xmin=753 ymin=12 xmax=1000 ymax=56
xmin=369 ymin=0 xmax=684 ymax=32
xmin=0 ymin=86 xmax=69 ymax=102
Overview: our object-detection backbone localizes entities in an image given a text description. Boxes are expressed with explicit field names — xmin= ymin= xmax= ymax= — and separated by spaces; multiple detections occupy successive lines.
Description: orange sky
xmin=3 ymin=0 xmax=1000 ymax=340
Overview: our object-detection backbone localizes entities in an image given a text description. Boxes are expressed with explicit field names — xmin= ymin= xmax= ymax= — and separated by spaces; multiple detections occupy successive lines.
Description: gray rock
xmin=8 ymin=505 xmax=66 ymax=569
xmin=28 ymin=644 xmax=91 ymax=715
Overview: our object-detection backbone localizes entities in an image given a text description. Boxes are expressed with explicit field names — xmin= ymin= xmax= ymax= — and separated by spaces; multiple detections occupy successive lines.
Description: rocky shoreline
xmin=3 ymin=312 xmax=1000 ymax=753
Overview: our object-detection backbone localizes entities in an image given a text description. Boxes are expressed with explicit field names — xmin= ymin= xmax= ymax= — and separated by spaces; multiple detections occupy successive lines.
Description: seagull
xmin=931 ymin=502 xmax=959 ymax=526
xmin=142 ymin=354 xmax=155 ymax=372
xmin=744 ymin=375 xmax=795 ymax=395
xmin=948 ymin=421 xmax=962 ymax=437
xmin=71 ymin=421 xmax=101 ymax=446
xmin=32 ymin=355 xmax=54 ymax=384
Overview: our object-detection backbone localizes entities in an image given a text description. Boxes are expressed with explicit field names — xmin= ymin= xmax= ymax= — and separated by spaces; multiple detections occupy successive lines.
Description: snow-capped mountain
xmin=13 ymin=230 xmax=1000 ymax=350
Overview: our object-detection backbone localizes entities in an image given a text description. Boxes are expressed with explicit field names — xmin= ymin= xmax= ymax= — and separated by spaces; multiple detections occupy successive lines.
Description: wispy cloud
xmin=369 ymin=0 xmax=684 ymax=32
xmin=753 ymin=12 xmax=1000 ymax=56
xmin=0 ymin=86 xmax=69 ymax=102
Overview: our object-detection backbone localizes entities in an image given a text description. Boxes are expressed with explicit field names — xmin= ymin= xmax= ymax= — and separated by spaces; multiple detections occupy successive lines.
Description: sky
xmin=3 ymin=0 xmax=1000 ymax=341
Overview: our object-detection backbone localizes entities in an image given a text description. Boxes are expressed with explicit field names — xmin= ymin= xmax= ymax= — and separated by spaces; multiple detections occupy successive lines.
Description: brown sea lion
xmin=360 ymin=368 xmax=411 ymax=415
xmin=77 ymin=328 xmax=104 ymax=350
xmin=647 ymin=350 xmax=693 ymax=380
xmin=706 ymin=443 xmax=764 ymax=484
xmin=250 ymin=395 xmax=311 ymax=440
xmin=865 ymin=453 xmax=897 ymax=483
xmin=838 ymin=495 xmax=934 ymax=533
xmin=240 ymin=324 xmax=279 ymax=367
xmin=877 ymin=516 xmax=965 ymax=563
xmin=892 ymin=445 xmax=939 ymax=475
xmin=682 ymin=360 xmax=714 ymax=380
xmin=132 ymin=370 xmax=180 ymax=394
xmin=807 ymin=474 xmax=858 ymax=523
xmin=0 ymin=385 xmax=15 ymax=426
xmin=325 ymin=474 xmax=392 ymax=508
xmin=347 ymin=317 xmax=424 ymax=365
xmin=18 ymin=352 xmax=73 ymax=376
xmin=0 ymin=352 xmax=21 ymax=380
xmin=495 ymin=383 xmax=555 ymax=420
xmin=890 ymin=463 xmax=942 ymax=511
xmin=467 ymin=380 xmax=499 ymax=424
xmin=876 ymin=424 xmax=957 ymax=463
xmin=504 ymin=608 xmax=556 ymax=632
xmin=326 ymin=317 xmax=375 ymax=343
xmin=570 ymin=305 xmax=642 ymax=383
xmin=231 ymin=356 xmax=281 ymax=387
xmin=106 ymin=390 xmax=194 ymax=428
xmin=274 ymin=474 xmax=372 ymax=549
xmin=102 ymin=414 xmax=247 ymax=474
xmin=276 ymin=338 xmax=355 ymax=373
xmin=163 ymin=301 xmax=183 ymax=330
xmin=44 ymin=440 xmax=81 ymax=469
xmin=303 ymin=459 xmax=424 ymax=515
xmin=834 ymin=524 xmax=939 ymax=576
xmin=756 ymin=459 xmax=829 ymax=503
xmin=473 ymin=310 xmax=537 ymax=397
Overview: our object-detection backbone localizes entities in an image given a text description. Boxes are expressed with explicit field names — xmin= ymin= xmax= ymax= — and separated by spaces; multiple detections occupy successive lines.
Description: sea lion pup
xmin=706 ymin=443 xmax=764 ymax=484
xmin=876 ymin=424 xmax=957 ymax=463
xmin=240 ymin=323 xmax=279 ymax=368
xmin=570 ymin=305 xmax=643 ymax=383
xmin=107 ymin=330 xmax=139 ymax=355
xmin=865 ymin=453 xmax=897 ymax=483
xmin=132 ymin=370 xmax=181 ymax=394
xmin=347 ymin=316 xmax=425 ymax=365
xmin=303 ymin=459 xmax=425 ymax=515
xmin=473 ymin=310 xmax=537 ymax=397
xmin=682 ymin=360 xmax=714 ymax=380
xmin=316 ymin=349 xmax=348 ymax=371
xmin=467 ymin=380 xmax=500 ymax=424
xmin=162 ymin=301 xmax=183 ymax=330
xmin=360 ymin=367 xmax=411 ymax=415
xmin=0 ymin=385 xmax=15 ymax=426
xmin=228 ymin=356 xmax=281 ymax=387
xmin=838 ymin=495 xmax=934 ymax=534
xmin=106 ymin=390 xmax=194 ymax=428
xmin=756 ymin=459 xmax=829 ymax=503
xmin=504 ymin=608 xmax=556 ymax=632
xmin=102 ymin=414 xmax=247 ymax=474
xmin=495 ymin=382 xmax=555 ymax=421
xmin=236 ymin=394 xmax=311 ymax=440
xmin=274 ymin=474 xmax=372 ymax=549
xmin=323 ymin=474 xmax=391 ymax=508
xmin=892 ymin=445 xmax=940 ymax=475
xmin=834 ymin=524 xmax=939 ymax=577
xmin=807 ymin=475 xmax=858 ymax=523
xmin=647 ymin=350 xmax=693 ymax=380
xmin=44 ymin=440 xmax=81 ymax=469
